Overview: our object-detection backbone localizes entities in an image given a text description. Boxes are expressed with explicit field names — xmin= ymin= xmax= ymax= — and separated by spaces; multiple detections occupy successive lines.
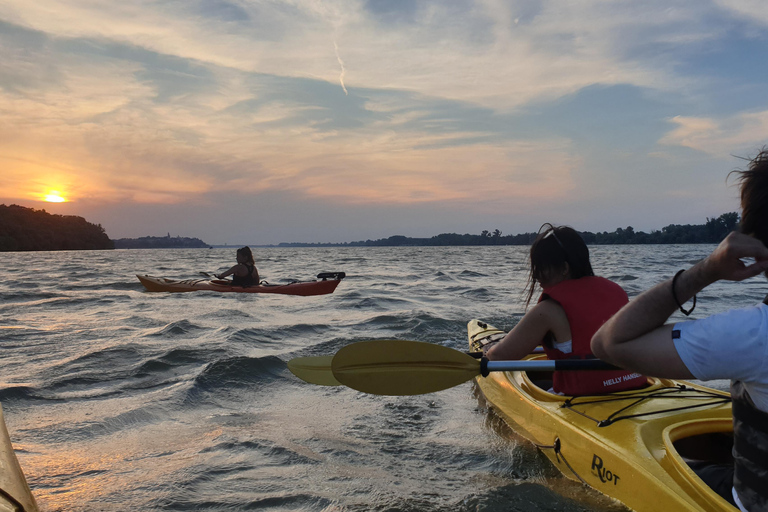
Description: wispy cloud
xmin=333 ymin=39 xmax=348 ymax=95
xmin=1 ymin=0 xmax=767 ymax=242
xmin=2 ymin=1 xmax=744 ymax=107
xmin=661 ymin=112 xmax=768 ymax=155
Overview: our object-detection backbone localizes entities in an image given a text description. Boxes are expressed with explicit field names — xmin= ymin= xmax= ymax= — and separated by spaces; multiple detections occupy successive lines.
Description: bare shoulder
xmin=531 ymin=299 xmax=568 ymax=322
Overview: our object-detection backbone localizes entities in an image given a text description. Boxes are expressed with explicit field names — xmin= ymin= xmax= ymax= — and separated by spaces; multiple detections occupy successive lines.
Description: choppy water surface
xmin=1 ymin=245 xmax=764 ymax=511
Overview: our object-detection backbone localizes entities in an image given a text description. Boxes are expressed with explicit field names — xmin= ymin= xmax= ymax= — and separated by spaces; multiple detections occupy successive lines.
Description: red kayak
xmin=137 ymin=272 xmax=345 ymax=296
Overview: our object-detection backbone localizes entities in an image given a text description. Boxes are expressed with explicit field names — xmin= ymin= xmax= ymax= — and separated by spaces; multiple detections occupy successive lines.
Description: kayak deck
xmin=0 ymin=405 xmax=38 ymax=512
xmin=468 ymin=319 xmax=735 ymax=512
xmin=137 ymin=272 xmax=344 ymax=296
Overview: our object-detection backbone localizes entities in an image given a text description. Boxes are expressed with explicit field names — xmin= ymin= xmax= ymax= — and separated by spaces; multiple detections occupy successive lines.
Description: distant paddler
xmin=216 ymin=246 xmax=260 ymax=287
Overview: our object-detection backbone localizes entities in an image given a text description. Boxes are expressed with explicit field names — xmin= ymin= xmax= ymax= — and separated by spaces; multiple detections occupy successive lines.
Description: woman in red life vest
xmin=485 ymin=224 xmax=646 ymax=395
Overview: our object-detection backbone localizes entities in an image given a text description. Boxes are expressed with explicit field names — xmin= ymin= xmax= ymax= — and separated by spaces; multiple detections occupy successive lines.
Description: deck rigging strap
xmin=560 ymin=385 xmax=732 ymax=427
xmin=535 ymin=438 xmax=588 ymax=485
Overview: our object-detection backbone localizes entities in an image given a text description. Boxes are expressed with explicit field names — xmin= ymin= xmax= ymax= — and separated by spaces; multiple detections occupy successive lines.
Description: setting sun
xmin=44 ymin=191 xmax=66 ymax=203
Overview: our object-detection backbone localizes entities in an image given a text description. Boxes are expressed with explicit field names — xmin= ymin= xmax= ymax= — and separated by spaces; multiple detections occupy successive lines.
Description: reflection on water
xmin=0 ymin=245 xmax=760 ymax=511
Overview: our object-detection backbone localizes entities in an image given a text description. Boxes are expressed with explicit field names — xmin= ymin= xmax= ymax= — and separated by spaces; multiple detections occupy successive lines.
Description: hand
xmin=702 ymin=232 xmax=768 ymax=282
xmin=482 ymin=340 xmax=500 ymax=356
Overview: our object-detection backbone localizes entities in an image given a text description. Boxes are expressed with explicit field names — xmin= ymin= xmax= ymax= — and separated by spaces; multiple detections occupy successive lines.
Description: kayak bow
xmin=0 ymin=405 xmax=38 ymax=512
xmin=468 ymin=319 xmax=736 ymax=512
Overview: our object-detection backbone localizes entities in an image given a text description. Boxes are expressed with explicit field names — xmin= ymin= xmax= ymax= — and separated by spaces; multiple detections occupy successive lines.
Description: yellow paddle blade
xmin=287 ymin=356 xmax=341 ymax=386
xmin=332 ymin=340 xmax=481 ymax=395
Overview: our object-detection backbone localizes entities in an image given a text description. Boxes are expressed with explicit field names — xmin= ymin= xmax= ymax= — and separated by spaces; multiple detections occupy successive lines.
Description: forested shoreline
xmin=0 ymin=205 xmax=211 ymax=251
xmin=277 ymin=213 xmax=740 ymax=247
xmin=0 ymin=203 xmax=741 ymax=252
xmin=0 ymin=204 xmax=113 ymax=251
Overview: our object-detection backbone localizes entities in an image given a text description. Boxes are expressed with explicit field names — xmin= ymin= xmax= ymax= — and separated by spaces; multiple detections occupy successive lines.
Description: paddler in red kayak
xmin=592 ymin=149 xmax=768 ymax=512
xmin=216 ymin=246 xmax=260 ymax=287
xmin=483 ymin=223 xmax=646 ymax=395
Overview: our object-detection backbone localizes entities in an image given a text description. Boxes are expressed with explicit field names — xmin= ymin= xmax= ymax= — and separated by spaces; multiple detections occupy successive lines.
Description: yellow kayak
xmin=468 ymin=319 xmax=736 ymax=512
xmin=0 ymin=405 xmax=38 ymax=512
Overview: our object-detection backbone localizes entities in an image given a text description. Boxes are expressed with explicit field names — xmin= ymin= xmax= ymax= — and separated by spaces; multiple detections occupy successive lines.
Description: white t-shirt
xmin=673 ymin=303 xmax=768 ymax=413
xmin=673 ymin=303 xmax=768 ymax=512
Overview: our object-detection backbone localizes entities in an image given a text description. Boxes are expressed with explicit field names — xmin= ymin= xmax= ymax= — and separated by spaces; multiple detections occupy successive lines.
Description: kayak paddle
xmin=288 ymin=340 xmax=621 ymax=396
xmin=287 ymin=356 xmax=340 ymax=386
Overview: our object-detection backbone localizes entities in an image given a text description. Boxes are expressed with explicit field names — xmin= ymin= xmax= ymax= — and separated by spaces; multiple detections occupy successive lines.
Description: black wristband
xmin=671 ymin=269 xmax=696 ymax=316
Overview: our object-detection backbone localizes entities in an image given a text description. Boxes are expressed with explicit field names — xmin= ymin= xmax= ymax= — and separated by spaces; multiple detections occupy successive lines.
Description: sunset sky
xmin=1 ymin=1 xmax=767 ymax=245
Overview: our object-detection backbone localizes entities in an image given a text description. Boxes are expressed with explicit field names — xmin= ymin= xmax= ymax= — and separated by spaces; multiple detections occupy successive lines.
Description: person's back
xmin=485 ymin=224 xmax=646 ymax=395
xmin=216 ymin=246 xmax=259 ymax=287
xmin=592 ymin=150 xmax=768 ymax=511
xmin=231 ymin=262 xmax=259 ymax=287
xmin=540 ymin=275 xmax=645 ymax=394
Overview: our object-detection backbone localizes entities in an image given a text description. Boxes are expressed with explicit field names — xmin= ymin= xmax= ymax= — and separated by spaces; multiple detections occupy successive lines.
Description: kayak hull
xmin=468 ymin=319 xmax=736 ymax=512
xmin=137 ymin=275 xmax=343 ymax=296
xmin=0 ymin=405 xmax=38 ymax=512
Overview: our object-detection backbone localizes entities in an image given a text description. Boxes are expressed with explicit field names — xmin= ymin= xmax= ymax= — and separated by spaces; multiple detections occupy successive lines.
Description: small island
xmin=0 ymin=204 xmax=114 ymax=251
xmin=113 ymin=235 xmax=209 ymax=249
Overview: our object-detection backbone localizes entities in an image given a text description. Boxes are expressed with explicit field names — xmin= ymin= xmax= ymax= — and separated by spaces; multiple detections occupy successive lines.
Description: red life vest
xmin=540 ymin=276 xmax=647 ymax=395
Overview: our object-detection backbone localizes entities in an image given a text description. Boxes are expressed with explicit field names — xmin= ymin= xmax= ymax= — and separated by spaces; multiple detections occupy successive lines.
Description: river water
xmin=1 ymin=245 xmax=765 ymax=511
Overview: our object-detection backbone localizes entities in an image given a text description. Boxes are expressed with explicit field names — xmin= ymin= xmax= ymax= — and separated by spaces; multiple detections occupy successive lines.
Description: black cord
xmin=672 ymin=269 xmax=696 ymax=316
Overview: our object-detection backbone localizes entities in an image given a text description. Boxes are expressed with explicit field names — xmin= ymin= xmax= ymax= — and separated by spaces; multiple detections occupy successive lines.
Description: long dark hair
xmin=237 ymin=246 xmax=255 ymax=266
xmin=523 ymin=224 xmax=594 ymax=308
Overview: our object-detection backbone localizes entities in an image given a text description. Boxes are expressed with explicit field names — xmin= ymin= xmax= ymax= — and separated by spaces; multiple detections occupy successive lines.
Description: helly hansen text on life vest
xmin=603 ymin=373 xmax=643 ymax=387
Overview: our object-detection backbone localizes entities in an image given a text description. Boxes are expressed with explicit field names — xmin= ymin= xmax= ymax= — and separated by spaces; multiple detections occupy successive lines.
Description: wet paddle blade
xmin=332 ymin=340 xmax=480 ymax=396
xmin=287 ymin=356 xmax=341 ymax=386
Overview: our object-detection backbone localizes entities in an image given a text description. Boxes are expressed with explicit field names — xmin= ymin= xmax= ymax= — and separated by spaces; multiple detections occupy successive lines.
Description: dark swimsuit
xmin=231 ymin=264 xmax=258 ymax=287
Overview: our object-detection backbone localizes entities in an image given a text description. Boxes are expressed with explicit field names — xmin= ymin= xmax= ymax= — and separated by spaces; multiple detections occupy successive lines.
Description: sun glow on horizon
xmin=44 ymin=191 xmax=67 ymax=203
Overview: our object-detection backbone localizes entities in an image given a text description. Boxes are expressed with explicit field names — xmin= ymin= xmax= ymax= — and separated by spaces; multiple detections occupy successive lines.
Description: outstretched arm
xmin=591 ymin=232 xmax=768 ymax=378
xmin=486 ymin=300 xmax=569 ymax=361
xmin=216 ymin=264 xmax=240 ymax=279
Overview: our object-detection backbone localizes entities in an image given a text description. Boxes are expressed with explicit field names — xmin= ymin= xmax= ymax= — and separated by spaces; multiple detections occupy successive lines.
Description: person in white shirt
xmin=592 ymin=149 xmax=768 ymax=512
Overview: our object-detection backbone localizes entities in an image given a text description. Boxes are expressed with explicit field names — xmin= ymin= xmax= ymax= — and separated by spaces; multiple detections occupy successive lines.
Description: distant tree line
xmin=0 ymin=204 xmax=114 ymax=251
xmin=113 ymin=235 xmax=209 ymax=249
xmin=277 ymin=212 xmax=740 ymax=247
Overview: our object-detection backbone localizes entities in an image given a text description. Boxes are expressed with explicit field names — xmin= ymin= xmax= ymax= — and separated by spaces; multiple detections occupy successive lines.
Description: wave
xmin=0 ymin=292 xmax=62 ymax=304
xmin=347 ymin=296 xmax=414 ymax=310
xmin=459 ymin=287 xmax=495 ymax=300
xmin=351 ymin=312 xmax=463 ymax=340
xmin=145 ymin=320 xmax=207 ymax=338
xmin=134 ymin=348 xmax=213 ymax=376
xmin=459 ymin=270 xmax=488 ymax=277
xmin=37 ymin=406 xmax=166 ymax=443
xmin=190 ymin=355 xmax=287 ymax=394
xmin=201 ymin=438 xmax=322 ymax=466
xmin=155 ymin=490 xmax=336 ymax=511
xmin=37 ymin=345 xmax=212 ymax=400
xmin=0 ymin=385 xmax=51 ymax=402
xmin=63 ymin=280 xmax=141 ymax=291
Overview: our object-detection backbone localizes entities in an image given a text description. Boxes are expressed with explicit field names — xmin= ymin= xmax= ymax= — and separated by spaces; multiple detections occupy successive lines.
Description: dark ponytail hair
xmin=237 ymin=246 xmax=255 ymax=266
xmin=523 ymin=224 xmax=594 ymax=308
